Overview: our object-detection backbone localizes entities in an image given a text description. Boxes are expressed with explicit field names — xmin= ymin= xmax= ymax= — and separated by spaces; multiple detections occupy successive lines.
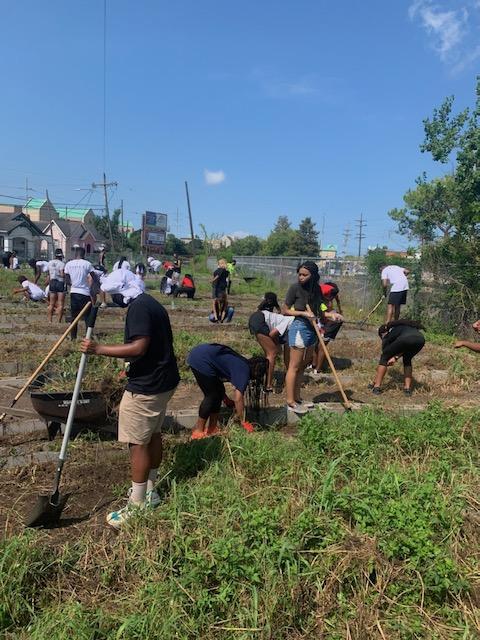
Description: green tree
xmin=388 ymin=174 xmax=462 ymax=242
xmin=165 ymin=234 xmax=188 ymax=256
xmin=289 ymin=217 xmax=319 ymax=255
xmin=273 ymin=215 xmax=291 ymax=233
xmin=230 ymin=235 xmax=264 ymax=255
xmin=92 ymin=208 xmax=123 ymax=250
xmin=262 ymin=229 xmax=297 ymax=256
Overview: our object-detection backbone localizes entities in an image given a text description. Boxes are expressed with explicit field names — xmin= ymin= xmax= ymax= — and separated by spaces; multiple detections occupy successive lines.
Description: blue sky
xmin=1 ymin=1 xmax=479 ymax=254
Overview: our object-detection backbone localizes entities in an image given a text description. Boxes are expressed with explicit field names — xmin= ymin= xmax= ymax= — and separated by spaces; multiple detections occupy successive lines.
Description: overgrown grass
xmin=1 ymin=404 xmax=479 ymax=638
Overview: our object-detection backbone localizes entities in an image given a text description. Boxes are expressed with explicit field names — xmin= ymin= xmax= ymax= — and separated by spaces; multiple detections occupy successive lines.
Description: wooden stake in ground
xmin=307 ymin=305 xmax=352 ymax=411
xmin=0 ymin=301 xmax=93 ymax=426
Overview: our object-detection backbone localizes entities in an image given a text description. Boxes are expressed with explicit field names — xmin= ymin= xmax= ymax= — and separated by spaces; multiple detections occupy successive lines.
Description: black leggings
xmin=380 ymin=335 xmax=425 ymax=367
xmin=174 ymin=286 xmax=195 ymax=299
xmin=70 ymin=293 xmax=91 ymax=340
xmin=191 ymin=368 xmax=225 ymax=419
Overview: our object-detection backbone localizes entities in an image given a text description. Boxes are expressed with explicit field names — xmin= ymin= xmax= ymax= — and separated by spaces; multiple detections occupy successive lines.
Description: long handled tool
xmin=25 ymin=305 xmax=99 ymax=528
xmin=307 ymin=305 xmax=352 ymax=411
xmin=0 ymin=301 xmax=92 ymax=426
xmin=358 ymin=296 xmax=385 ymax=328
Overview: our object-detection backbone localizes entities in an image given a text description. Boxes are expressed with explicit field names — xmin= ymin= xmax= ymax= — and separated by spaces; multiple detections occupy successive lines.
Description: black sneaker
xmin=372 ymin=387 xmax=381 ymax=395
xmin=403 ymin=388 xmax=412 ymax=396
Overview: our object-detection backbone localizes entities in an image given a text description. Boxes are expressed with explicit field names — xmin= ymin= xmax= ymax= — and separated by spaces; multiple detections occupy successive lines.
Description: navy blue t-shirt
xmin=187 ymin=343 xmax=250 ymax=393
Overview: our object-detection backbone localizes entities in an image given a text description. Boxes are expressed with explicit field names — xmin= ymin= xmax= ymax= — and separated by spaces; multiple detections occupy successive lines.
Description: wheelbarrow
xmin=30 ymin=390 xmax=108 ymax=440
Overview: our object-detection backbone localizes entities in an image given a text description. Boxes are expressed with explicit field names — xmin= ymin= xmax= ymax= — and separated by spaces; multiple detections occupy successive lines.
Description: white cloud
xmin=204 ymin=169 xmax=225 ymax=186
xmin=451 ymin=43 xmax=480 ymax=72
xmin=409 ymin=1 xmax=468 ymax=60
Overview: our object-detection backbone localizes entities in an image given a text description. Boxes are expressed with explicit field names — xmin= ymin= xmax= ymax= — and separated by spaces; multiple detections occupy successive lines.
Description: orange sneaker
xmin=241 ymin=421 xmax=255 ymax=433
xmin=191 ymin=430 xmax=207 ymax=440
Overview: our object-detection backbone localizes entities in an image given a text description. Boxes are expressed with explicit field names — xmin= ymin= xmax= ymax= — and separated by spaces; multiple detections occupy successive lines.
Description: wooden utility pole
xmin=92 ymin=173 xmax=117 ymax=251
xmin=120 ymin=199 xmax=124 ymax=248
xmin=184 ymin=181 xmax=195 ymax=259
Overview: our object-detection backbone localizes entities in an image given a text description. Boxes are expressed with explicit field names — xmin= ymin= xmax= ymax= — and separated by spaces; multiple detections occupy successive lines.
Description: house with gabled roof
xmin=0 ymin=209 xmax=54 ymax=259
xmin=42 ymin=218 xmax=106 ymax=259
xmin=23 ymin=197 xmax=58 ymax=223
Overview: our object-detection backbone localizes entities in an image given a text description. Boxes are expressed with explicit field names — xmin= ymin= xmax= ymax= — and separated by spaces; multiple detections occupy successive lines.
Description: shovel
xmin=25 ymin=305 xmax=99 ymax=528
xmin=307 ymin=305 xmax=352 ymax=411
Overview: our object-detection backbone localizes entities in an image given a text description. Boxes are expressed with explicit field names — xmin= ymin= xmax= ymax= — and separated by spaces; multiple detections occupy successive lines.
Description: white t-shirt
xmin=262 ymin=311 xmax=294 ymax=337
xmin=150 ymin=259 xmax=161 ymax=272
xmin=381 ymin=265 xmax=409 ymax=292
xmin=48 ymin=259 xmax=65 ymax=282
xmin=36 ymin=260 xmax=49 ymax=273
xmin=113 ymin=260 xmax=131 ymax=271
xmin=65 ymin=259 xmax=94 ymax=296
xmin=10 ymin=257 xmax=18 ymax=269
xmin=22 ymin=280 xmax=45 ymax=300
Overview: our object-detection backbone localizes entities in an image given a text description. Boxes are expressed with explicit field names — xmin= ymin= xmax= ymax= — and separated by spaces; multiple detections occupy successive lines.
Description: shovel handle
xmin=307 ymin=305 xmax=352 ymax=410
xmin=359 ymin=297 xmax=385 ymax=327
xmin=0 ymin=301 xmax=93 ymax=422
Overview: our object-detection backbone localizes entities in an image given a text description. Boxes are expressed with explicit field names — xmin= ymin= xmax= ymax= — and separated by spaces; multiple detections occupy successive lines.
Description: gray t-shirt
xmin=48 ymin=259 xmax=65 ymax=282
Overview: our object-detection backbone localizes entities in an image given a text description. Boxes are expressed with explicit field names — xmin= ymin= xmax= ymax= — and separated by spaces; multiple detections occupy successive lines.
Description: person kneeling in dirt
xmin=248 ymin=309 xmax=293 ymax=392
xmin=174 ymin=273 xmax=196 ymax=298
xmin=209 ymin=291 xmax=234 ymax=323
xmin=186 ymin=343 xmax=268 ymax=440
xmin=454 ymin=320 xmax=480 ymax=353
xmin=80 ymin=269 xmax=179 ymax=529
xmin=12 ymin=275 xmax=47 ymax=302
xmin=370 ymin=319 xmax=425 ymax=396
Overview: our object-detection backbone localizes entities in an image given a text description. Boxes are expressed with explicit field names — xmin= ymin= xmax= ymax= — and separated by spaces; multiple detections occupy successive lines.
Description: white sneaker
xmin=100 ymin=302 xmax=108 ymax=309
xmin=106 ymin=501 xmax=143 ymax=529
xmin=298 ymin=399 xmax=315 ymax=408
xmin=127 ymin=487 xmax=161 ymax=508
xmin=287 ymin=402 xmax=309 ymax=415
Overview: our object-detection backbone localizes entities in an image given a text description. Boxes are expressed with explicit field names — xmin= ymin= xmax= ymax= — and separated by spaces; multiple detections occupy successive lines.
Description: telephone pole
xmin=120 ymin=199 xmax=124 ymax=248
xmin=92 ymin=173 xmax=117 ymax=251
xmin=342 ymin=226 xmax=351 ymax=255
xmin=355 ymin=213 xmax=366 ymax=257
xmin=184 ymin=181 xmax=195 ymax=260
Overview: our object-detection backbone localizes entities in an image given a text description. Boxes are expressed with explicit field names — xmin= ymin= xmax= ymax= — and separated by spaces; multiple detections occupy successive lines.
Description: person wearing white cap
xmin=80 ymin=269 xmax=179 ymax=529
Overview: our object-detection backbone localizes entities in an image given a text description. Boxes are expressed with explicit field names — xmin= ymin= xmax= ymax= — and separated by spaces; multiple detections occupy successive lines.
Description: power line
xmin=355 ymin=212 xmax=366 ymax=257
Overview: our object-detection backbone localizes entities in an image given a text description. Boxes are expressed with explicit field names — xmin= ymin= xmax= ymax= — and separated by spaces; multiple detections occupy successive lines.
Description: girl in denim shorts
xmin=282 ymin=261 xmax=323 ymax=415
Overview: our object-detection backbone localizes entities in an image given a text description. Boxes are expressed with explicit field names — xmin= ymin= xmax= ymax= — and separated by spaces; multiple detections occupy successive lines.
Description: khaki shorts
xmin=118 ymin=388 xmax=176 ymax=445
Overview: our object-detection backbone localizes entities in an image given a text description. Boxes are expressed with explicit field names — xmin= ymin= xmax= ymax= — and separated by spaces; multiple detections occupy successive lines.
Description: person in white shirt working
xmin=47 ymin=248 xmax=66 ymax=322
xmin=12 ymin=276 xmax=46 ymax=302
xmin=28 ymin=259 xmax=49 ymax=285
xmin=64 ymin=247 xmax=96 ymax=340
xmin=380 ymin=264 xmax=410 ymax=323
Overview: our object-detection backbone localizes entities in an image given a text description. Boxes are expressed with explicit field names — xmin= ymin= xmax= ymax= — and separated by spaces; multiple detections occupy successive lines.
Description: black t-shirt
xmin=284 ymin=283 xmax=321 ymax=316
xmin=213 ymin=268 xmax=228 ymax=290
xmin=124 ymin=293 xmax=180 ymax=394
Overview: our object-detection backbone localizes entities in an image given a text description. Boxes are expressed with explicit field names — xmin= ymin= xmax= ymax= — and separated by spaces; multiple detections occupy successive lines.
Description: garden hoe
xmin=358 ymin=296 xmax=385 ymax=328
xmin=25 ymin=305 xmax=99 ymax=528
xmin=307 ymin=306 xmax=352 ymax=412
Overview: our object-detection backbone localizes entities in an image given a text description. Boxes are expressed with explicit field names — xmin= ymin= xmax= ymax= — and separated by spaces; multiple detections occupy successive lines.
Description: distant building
xmin=42 ymin=219 xmax=106 ymax=258
xmin=23 ymin=197 xmax=58 ymax=224
xmin=0 ymin=210 xmax=54 ymax=259
xmin=55 ymin=206 xmax=96 ymax=225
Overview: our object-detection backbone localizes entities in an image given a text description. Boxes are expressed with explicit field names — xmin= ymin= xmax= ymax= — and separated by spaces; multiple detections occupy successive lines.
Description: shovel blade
xmin=25 ymin=493 xmax=70 ymax=528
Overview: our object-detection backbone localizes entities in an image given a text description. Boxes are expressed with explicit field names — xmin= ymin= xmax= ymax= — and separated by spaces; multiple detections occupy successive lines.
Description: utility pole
xmin=355 ymin=213 xmax=366 ymax=257
xmin=92 ymin=173 xmax=117 ymax=251
xmin=342 ymin=226 xmax=351 ymax=255
xmin=120 ymin=199 xmax=124 ymax=249
xmin=184 ymin=181 xmax=195 ymax=260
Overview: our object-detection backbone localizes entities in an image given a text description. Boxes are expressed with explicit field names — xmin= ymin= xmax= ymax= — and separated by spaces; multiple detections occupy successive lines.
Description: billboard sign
xmin=142 ymin=211 xmax=168 ymax=253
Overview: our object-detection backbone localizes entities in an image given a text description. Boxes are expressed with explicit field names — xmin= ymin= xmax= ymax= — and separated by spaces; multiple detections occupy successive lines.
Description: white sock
xmin=147 ymin=468 xmax=158 ymax=493
xmin=129 ymin=481 xmax=147 ymax=504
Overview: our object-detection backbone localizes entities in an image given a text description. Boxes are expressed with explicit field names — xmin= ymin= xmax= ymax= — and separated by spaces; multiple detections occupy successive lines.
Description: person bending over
xmin=310 ymin=282 xmax=344 ymax=374
xmin=13 ymin=275 xmax=46 ymax=302
xmin=282 ymin=260 xmax=323 ymax=415
xmin=80 ymin=269 xmax=179 ymax=528
xmin=28 ymin=258 xmax=49 ymax=285
xmin=248 ymin=309 xmax=293 ymax=392
xmin=187 ymin=343 xmax=268 ymax=439
xmin=370 ymin=319 xmax=425 ymax=396
xmin=454 ymin=320 xmax=480 ymax=353
xmin=258 ymin=291 xmax=281 ymax=313
xmin=380 ymin=264 xmax=410 ymax=323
